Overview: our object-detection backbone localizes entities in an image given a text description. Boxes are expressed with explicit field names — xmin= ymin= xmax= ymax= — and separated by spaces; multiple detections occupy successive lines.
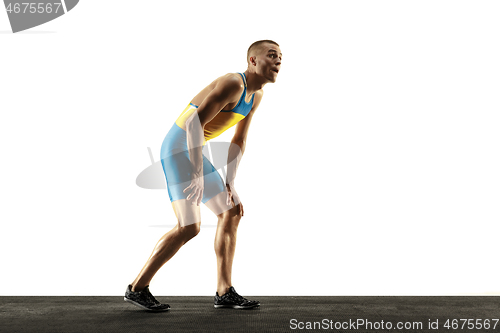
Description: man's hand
xmin=184 ymin=174 xmax=204 ymax=206
xmin=226 ymin=182 xmax=244 ymax=216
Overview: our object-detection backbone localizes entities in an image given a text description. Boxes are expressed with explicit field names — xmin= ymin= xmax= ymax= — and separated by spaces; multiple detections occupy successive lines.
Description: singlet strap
xmin=238 ymin=72 xmax=247 ymax=87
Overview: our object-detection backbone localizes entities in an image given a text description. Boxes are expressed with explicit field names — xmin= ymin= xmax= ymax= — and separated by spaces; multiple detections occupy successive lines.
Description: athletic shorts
xmin=160 ymin=122 xmax=226 ymax=203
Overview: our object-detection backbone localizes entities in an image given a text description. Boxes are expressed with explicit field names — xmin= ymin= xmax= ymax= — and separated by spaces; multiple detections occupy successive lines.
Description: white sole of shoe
xmin=124 ymin=297 xmax=170 ymax=311
xmin=214 ymin=304 xmax=260 ymax=309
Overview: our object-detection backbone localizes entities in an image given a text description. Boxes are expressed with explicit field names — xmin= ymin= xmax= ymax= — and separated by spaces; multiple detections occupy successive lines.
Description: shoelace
xmin=224 ymin=291 xmax=246 ymax=303
xmin=146 ymin=291 xmax=161 ymax=305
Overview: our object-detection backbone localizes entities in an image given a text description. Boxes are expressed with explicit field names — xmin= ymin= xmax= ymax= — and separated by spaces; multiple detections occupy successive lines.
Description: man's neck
xmin=243 ymin=70 xmax=267 ymax=95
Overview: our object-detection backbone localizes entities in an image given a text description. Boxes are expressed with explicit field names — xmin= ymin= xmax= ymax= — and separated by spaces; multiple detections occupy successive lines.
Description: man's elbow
xmin=230 ymin=139 xmax=245 ymax=153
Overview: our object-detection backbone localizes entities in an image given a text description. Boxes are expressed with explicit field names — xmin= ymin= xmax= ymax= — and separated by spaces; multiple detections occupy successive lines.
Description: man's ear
xmin=250 ymin=56 xmax=257 ymax=66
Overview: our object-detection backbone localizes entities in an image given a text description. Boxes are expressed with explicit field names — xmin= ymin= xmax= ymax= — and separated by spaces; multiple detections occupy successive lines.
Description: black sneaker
xmin=124 ymin=284 xmax=170 ymax=311
xmin=214 ymin=286 xmax=260 ymax=309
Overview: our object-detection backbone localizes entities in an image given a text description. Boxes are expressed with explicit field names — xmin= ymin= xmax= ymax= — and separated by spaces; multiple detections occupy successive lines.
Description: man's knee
xmin=219 ymin=205 xmax=242 ymax=225
xmin=178 ymin=221 xmax=201 ymax=240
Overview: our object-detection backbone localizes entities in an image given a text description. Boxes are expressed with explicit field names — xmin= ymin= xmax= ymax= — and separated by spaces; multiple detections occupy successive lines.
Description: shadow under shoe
xmin=124 ymin=284 xmax=170 ymax=312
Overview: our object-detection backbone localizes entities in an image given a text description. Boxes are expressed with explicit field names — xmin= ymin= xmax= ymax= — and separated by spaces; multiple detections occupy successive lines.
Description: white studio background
xmin=1 ymin=0 xmax=499 ymax=296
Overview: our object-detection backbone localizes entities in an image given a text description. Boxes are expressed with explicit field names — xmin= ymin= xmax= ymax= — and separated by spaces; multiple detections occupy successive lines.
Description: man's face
xmin=253 ymin=43 xmax=282 ymax=83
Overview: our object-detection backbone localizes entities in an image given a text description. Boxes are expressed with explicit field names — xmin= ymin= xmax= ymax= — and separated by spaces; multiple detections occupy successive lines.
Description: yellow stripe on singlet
xmin=175 ymin=104 xmax=198 ymax=130
xmin=175 ymin=103 xmax=246 ymax=143
xmin=203 ymin=111 xmax=245 ymax=141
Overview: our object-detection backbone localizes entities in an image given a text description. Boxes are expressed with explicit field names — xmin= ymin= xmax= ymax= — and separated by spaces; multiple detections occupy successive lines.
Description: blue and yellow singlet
xmin=159 ymin=72 xmax=254 ymax=203
xmin=174 ymin=72 xmax=254 ymax=144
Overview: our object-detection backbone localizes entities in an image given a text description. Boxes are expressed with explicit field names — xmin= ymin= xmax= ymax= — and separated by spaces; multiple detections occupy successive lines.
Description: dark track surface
xmin=1 ymin=296 xmax=498 ymax=332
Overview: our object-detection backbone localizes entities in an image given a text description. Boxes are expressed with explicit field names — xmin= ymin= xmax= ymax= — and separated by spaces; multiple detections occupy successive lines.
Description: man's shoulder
xmin=212 ymin=73 xmax=245 ymax=98
xmin=217 ymin=72 xmax=245 ymax=88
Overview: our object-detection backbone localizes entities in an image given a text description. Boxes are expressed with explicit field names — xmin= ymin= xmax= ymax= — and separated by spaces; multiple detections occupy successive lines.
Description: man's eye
xmin=269 ymin=54 xmax=276 ymax=58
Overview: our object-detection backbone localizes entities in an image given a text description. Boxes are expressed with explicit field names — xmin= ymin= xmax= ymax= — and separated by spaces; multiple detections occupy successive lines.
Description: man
xmin=124 ymin=40 xmax=282 ymax=311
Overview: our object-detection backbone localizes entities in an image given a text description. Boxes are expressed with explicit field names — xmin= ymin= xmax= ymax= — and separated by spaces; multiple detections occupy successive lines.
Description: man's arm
xmin=225 ymin=90 xmax=264 ymax=186
xmin=183 ymin=75 xmax=243 ymax=205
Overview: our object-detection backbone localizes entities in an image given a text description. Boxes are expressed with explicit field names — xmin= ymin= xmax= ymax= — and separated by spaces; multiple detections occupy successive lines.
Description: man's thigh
xmin=162 ymin=150 xmax=226 ymax=204
xmin=171 ymin=199 xmax=201 ymax=227
xmin=171 ymin=191 xmax=236 ymax=225
xmin=204 ymin=190 xmax=235 ymax=216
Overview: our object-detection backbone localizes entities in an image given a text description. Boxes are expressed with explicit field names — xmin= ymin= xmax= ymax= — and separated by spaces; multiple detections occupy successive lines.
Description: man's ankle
xmin=131 ymin=284 xmax=145 ymax=292
xmin=217 ymin=286 xmax=230 ymax=296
